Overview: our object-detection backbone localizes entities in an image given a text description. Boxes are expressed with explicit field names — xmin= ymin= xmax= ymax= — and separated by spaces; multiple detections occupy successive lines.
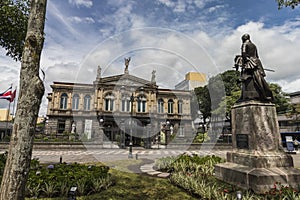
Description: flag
xmin=10 ymin=89 xmax=16 ymax=102
xmin=0 ymin=87 xmax=16 ymax=102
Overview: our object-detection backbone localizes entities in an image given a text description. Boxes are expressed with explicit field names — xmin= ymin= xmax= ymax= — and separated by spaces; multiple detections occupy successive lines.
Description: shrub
xmin=155 ymin=154 xmax=300 ymax=199
xmin=0 ymin=154 xmax=113 ymax=198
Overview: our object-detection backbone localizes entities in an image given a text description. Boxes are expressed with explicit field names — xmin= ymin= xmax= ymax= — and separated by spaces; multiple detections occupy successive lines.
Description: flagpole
xmin=12 ymin=86 xmax=17 ymax=117
xmin=5 ymin=84 xmax=12 ymax=137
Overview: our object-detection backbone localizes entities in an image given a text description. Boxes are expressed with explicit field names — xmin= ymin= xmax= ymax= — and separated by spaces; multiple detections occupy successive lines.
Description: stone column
xmin=215 ymin=101 xmax=300 ymax=193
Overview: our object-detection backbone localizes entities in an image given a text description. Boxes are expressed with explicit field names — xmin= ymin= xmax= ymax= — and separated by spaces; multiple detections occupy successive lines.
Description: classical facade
xmin=46 ymin=60 xmax=193 ymax=147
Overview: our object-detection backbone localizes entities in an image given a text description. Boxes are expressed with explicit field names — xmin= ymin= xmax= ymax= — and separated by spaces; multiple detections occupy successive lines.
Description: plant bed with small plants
xmin=0 ymin=152 xmax=113 ymax=198
xmin=154 ymin=154 xmax=300 ymax=200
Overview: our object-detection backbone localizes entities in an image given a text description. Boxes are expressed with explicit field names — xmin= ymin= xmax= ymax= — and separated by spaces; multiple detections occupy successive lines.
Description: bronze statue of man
xmin=234 ymin=34 xmax=273 ymax=102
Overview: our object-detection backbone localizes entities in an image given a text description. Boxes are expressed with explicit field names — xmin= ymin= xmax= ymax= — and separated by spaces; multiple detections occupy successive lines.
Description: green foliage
xmin=92 ymin=169 xmax=196 ymax=200
xmin=192 ymin=132 xmax=210 ymax=143
xmin=277 ymin=0 xmax=300 ymax=9
xmin=155 ymin=154 xmax=300 ymax=199
xmin=28 ymin=163 xmax=113 ymax=198
xmin=0 ymin=153 xmax=113 ymax=198
xmin=194 ymin=86 xmax=211 ymax=121
xmin=195 ymin=70 xmax=291 ymax=124
xmin=270 ymin=83 xmax=290 ymax=114
xmin=0 ymin=0 xmax=30 ymax=61
xmin=220 ymin=70 xmax=241 ymax=96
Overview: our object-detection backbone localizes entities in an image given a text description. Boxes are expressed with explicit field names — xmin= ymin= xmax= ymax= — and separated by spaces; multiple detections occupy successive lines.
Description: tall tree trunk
xmin=0 ymin=0 xmax=47 ymax=199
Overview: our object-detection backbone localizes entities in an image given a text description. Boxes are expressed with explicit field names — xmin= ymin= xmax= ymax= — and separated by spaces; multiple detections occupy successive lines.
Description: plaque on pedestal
xmin=236 ymin=134 xmax=248 ymax=149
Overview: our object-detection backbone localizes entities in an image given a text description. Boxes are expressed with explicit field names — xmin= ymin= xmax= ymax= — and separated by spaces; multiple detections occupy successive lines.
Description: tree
xmin=0 ymin=0 xmax=47 ymax=199
xmin=276 ymin=0 xmax=300 ymax=9
xmin=194 ymin=86 xmax=211 ymax=123
xmin=269 ymin=83 xmax=290 ymax=114
xmin=0 ymin=0 xmax=30 ymax=61
xmin=198 ymin=70 xmax=240 ymax=119
xmin=195 ymin=70 xmax=290 ymax=122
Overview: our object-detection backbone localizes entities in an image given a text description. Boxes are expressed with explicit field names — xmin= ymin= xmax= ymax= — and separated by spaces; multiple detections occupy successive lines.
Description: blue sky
xmin=0 ymin=0 xmax=300 ymax=114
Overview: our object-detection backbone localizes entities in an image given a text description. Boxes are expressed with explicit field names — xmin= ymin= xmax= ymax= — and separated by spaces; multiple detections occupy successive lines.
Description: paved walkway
xmin=28 ymin=149 xmax=227 ymax=164
xmin=1 ymin=148 xmax=300 ymax=168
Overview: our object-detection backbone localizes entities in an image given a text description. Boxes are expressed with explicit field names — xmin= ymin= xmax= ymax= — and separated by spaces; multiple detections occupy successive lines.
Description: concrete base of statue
xmin=215 ymin=101 xmax=300 ymax=193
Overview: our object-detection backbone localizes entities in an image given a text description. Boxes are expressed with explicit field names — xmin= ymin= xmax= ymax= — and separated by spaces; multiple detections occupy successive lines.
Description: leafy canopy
xmin=276 ymin=0 xmax=300 ymax=9
xmin=0 ymin=0 xmax=30 ymax=61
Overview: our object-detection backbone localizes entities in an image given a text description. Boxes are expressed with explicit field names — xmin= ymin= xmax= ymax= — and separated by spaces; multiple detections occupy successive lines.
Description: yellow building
xmin=0 ymin=109 xmax=13 ymax=121
xmin=46 ymin=61 xmax=194 ymax=148
xmin=175 ymin=72 xmax=207 ymax=90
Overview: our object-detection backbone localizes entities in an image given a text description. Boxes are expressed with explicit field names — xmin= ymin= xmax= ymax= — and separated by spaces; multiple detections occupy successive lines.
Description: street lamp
xmin=121 ymin=86 xmax=144 ymax=158
xmin=165 ymin=120 xmax=171 ymax=148
xmin=96 ymin=112 xmax=104 ymax=142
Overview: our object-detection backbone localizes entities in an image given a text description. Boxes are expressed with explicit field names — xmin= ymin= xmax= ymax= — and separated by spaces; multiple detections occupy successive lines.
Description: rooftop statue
xmin=234 ymin=34 xmax=273 ymax=102
xmin=124 ymin=57 xmax=131 ymax=74
xmin=151 ymin=70 xmax=156 ymax=83
xmin=97 ymin=65 xmax=101 ymax=79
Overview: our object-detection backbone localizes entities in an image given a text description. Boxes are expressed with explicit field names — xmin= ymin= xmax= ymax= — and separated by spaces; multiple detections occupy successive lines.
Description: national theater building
xmin=46 ymin=59 xmax=196 ymax=148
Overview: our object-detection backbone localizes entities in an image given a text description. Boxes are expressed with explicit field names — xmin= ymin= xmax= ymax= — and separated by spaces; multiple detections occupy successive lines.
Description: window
xmin=158 ymin=99 xmax=164 ymax=113
xmin=105 ymin=93 xmax=114 ymax=111
xmin=137 ymin=96 xmax=147 ymax=113
xmin=168 ymin=99 xmax=174 ymax=114
xmin=84 ymin=95 xmax=91 ymax=111
xmin=60 ymin=93 xmax=68 ymax=109
xmin=72 ymin=94 xmax=79 ymax=110
xmin=178 ymin=100 xmax=183 ymax=114
xmin=121 ymin=95 xmax=131 ymax=112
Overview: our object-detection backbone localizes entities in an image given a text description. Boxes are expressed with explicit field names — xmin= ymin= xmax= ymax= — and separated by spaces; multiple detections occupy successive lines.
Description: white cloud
xmin=2 ymin=0 xmax=300 ymax=115
xmin=47 ymin=2 xmax=83 ymax=40
xmin=69 ymin=16 xmax=95 ymax=24
xmin=68 ymin=0 xmax=93 ymax=8
xmin=157 ymin=0 xmax=175 ymax=8
xmin=208 ymin=5 xmax=225 ymax=13
xmin=200 ymin=20 xmax=300 ymax=92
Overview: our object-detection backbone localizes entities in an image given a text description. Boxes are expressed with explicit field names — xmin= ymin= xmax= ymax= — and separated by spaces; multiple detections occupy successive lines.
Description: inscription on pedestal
xmin=236 ymin=134 xmax=249 ymax=149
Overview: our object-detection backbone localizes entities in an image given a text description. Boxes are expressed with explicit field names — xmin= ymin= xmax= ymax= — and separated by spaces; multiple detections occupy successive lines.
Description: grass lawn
xmin=85 ymin=169 xmax=197 ymax=200
xmin=27 ymin=160 xmax=197 ymax=200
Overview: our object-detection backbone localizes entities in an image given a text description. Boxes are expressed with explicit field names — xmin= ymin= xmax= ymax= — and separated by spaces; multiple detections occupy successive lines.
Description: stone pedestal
xmin=215 ymin=101 xmax=300 ymax=193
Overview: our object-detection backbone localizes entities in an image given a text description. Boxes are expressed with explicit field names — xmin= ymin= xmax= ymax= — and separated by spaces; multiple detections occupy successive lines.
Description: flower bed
xmin=155 ymin=154 xmax=300 ymax=200
xmin=0 ymin=152 xmax=113 ymax=198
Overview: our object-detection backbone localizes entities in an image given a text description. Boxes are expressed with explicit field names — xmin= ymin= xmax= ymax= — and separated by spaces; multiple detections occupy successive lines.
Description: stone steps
xmin=140 ymin=163 xmax=170 ymax=178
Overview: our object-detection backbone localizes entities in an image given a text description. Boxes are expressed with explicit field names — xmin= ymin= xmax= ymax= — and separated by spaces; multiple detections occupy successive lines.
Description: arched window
xmin=168 ymin=99 xmax=174 ymax=114
xmin=60 ymin=93 xmax=68 ymax=109
xmin=158 ymin=99 xmax=164 ymax=113
xmin=105 ymin=93 xmax=115 ymax=111
xmin=178 ymin=100 xmax=183 ymax=114
xmin=72 ymin=94 xmax=80 ymax=110
xmin=137 ymin=95 xmax=147 ymax=113
xmin=84 ymin=95 xmax=91 ymax=111
xmin=121 ymin=95 xmax=131 ymax=112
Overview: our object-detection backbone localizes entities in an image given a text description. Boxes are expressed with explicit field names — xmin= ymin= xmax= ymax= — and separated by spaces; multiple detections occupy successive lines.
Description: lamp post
xmin=120 ymin=119 xmax=125 ymax=149
xmin=121 ymin=86 xmax=144 ymax=158
xmin=165 ymin=120 xmax=171 ymax=148
xmin=96 ymin=112 xmax=104 ymax=143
